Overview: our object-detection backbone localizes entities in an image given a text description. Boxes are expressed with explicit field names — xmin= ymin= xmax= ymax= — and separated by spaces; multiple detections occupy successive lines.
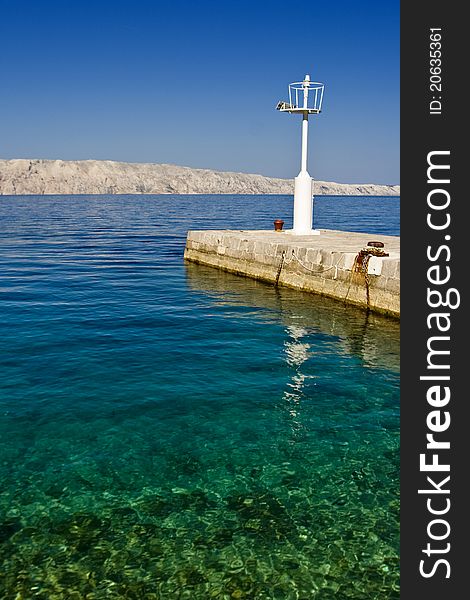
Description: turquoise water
xmin=0 ymin=195 xmax=399 ymax=599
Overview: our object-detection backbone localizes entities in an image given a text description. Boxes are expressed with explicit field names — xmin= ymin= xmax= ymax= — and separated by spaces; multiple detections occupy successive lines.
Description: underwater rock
xmin=0 ymin=518 xmax=21 ymax=542
xmin=226 ymin=492 xmax=295 ymax=541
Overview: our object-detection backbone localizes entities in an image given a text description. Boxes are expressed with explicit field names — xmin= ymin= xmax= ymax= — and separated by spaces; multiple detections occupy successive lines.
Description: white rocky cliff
xmin=0 ymin=159 xmax=400 ymax=196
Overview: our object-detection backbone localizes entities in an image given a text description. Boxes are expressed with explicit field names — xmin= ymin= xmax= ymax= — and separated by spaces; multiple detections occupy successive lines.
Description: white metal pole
xmin=301 ymin=113 xmax=308 ymax=173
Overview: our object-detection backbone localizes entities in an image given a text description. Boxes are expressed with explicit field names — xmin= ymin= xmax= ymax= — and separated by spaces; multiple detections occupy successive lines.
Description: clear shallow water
xmin=0 ymin=195 xmax=399 ymax=599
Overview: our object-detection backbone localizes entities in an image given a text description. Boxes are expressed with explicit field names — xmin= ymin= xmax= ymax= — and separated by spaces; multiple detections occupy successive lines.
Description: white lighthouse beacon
xmin=277 ymin=74 xmax=324 ymax=235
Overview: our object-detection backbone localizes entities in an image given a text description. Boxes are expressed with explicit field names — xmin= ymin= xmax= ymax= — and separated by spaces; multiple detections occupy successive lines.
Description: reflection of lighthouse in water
xmin=283 ymin=325 xmax=314 ymax=408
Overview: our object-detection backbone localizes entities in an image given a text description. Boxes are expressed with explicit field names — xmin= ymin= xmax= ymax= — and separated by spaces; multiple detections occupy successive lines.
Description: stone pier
xmin=184 ymin=229 xmax=400 ymax=318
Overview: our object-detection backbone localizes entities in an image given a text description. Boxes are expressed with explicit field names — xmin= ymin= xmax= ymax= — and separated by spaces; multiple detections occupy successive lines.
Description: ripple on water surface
xmin=0 ymin=195 xmax=399 ymax=599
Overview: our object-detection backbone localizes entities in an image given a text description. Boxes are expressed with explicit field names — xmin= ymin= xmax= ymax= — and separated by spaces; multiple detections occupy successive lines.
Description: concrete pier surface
xmin=184 ymin=229 xmax=400 ymax=318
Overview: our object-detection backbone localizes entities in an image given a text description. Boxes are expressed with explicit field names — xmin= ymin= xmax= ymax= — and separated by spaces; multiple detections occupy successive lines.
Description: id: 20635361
xmin=429 ymin=28 xmax=442 ymax=115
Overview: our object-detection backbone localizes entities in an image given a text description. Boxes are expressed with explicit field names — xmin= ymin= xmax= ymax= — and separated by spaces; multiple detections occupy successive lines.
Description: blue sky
xmin=0 ymin=0 xmax=399 ymax=184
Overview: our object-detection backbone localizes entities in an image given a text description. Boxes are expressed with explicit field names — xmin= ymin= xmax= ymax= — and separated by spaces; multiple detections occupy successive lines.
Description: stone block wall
xmin=184 ymin=230 xmax=400 ymax=317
